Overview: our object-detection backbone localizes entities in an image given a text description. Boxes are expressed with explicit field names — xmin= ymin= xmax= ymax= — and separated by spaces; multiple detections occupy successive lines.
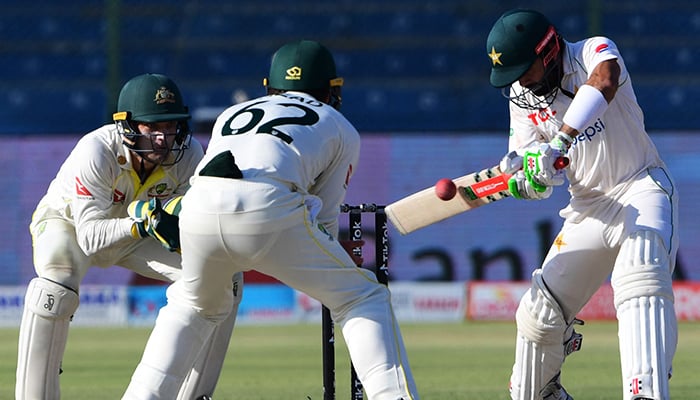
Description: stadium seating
xmin=0 ymin=1 xmax=697 ymax=134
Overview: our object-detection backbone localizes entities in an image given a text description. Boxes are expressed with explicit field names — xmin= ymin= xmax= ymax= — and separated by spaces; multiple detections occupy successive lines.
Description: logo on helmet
xmin=154 ymin=87 xmax=177 ymax=105
xmin=285 ymin=66 xmax=302 ymax=81
xmin=488 ymin=47 xmax=503 ymax=66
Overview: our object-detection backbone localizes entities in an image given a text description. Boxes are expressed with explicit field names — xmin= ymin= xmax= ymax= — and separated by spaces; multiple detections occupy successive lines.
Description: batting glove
xmin=499 ymin=150 xmax=523 ymax=175
xmin=128 ymin=197 xmax=181 ymax=252
xmin=522 ymin=143 xmax=567 ymax=191
xmin=507 ymin=170 xmax=553 ymax=200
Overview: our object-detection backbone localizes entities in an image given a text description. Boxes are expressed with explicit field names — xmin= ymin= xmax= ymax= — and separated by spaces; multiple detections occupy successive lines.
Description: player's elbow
xmin=599 ymin=80 xmax=619 ymax=103
xmin=76 ymin=232 xmax=102 ymax=256
xmin=77 ymin=239 xmax=99 ymax=257
xmin=589 ymin=60 xmax=620 ymax=102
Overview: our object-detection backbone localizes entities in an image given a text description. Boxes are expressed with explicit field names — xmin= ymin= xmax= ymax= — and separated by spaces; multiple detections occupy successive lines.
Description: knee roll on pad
xmin=24 ymin=277 xmax=79 ymax=319
xmin=613 ymin=231 xmax=676 ymax=400
xmin=510 ymin=271 xmax=581 ymax=400
xmin=516 ymin=270 xmax=568 ymax=344
xmin=16 ymin=277 xmax=79 ymax=400
xmin=612 ymin=230 xmax=673 ymax=305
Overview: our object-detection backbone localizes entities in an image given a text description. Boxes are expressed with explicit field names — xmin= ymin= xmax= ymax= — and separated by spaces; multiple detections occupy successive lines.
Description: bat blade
xmin=385 ymin=164 xmax=511 ymax=235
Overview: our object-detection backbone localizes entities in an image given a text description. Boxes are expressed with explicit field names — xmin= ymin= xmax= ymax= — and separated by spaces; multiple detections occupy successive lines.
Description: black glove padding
xmin=150 ymin=198 xmax=181 ymax=252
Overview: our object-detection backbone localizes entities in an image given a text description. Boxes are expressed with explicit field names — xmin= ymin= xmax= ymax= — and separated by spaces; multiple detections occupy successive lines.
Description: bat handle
xmin=554 ymin=156 xmax=569 ymax=170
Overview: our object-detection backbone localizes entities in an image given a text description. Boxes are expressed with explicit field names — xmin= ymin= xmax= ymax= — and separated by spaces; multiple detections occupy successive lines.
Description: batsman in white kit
xmin=485 ymin=9 xmax=679 ymax=400
xmin=17 ymin=73 xmax=242 ymax=400
xmin=122 ymin=40 xmax=418 ymax=400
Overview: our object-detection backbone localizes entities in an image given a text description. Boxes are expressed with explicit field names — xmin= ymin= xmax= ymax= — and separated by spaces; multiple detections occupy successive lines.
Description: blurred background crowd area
xmin=1 ymin=0 xmax=698 ymax=135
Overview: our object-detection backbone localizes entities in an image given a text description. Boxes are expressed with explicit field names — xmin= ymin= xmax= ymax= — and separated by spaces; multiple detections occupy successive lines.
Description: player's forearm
xmin=76 ymin=218 xmax=135 ymax=256
xmin=559 ymin=84 xmax=609 ymax=144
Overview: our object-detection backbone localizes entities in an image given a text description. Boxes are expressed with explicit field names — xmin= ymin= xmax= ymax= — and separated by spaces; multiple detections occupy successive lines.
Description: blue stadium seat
xmin=0 ymin=87 xmax=106 ymax=134
xmin=0 ymin=1 xmax=698 ymax=134
xmin=635 ymin=83 xmax=700 ymax=130
xmin=621 ymin=45 xmax=697 ymax=75
xmin=602 ymin=9 xmax=700 ymax=36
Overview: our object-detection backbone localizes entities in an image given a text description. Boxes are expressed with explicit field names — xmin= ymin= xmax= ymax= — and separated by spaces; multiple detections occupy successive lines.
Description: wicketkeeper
xmin=16 ymin=73 xmax=242 ymax=400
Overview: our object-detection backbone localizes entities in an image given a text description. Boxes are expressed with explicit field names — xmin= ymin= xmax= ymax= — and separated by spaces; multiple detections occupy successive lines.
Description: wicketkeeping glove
xmin=128 ymin=197 xmax=181 ymax=252
xmin=128 ymin=200 xmax=154 ymax=239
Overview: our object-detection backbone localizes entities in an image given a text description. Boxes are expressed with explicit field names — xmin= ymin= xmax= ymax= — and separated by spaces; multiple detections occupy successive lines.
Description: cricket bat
xmin=385 ymin=164 xmax=510 ymax=235
xmin=385 ymin=157 xmax=568 ymax=235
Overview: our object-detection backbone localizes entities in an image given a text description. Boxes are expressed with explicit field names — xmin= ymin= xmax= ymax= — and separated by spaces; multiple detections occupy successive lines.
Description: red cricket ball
xmin=435 ymin=178 xmax=457 ymax=201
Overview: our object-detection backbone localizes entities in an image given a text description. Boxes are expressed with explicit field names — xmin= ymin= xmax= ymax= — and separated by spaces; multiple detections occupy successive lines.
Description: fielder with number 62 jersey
xmin=122 ymin=40 xmax=419 ymax=400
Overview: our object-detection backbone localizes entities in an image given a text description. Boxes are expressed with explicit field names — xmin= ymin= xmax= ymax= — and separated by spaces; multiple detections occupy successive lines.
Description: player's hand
xmin=507 ymin=170 xmax=553 ymax=200
xmin=521 ymin=143 xmax=567 ymax=190
xmin=128 ymin=199 xmax=154 ymax=239
xmin=128 ymin=197 xmax=181 ymax=252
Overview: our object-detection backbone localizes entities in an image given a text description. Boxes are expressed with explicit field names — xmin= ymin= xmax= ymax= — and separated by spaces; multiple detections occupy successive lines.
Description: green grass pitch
xmin=1 ymin=321 xmax=698 ymax=399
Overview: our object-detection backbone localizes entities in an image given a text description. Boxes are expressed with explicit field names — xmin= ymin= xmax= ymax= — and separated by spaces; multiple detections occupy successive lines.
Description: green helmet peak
xmin=486 ymin=9 xmax=555 ymax=88
xmin=265 ymin=40 xmax=342 ymax=91
xmin=115 ymin=73 xmax=190 ymax=122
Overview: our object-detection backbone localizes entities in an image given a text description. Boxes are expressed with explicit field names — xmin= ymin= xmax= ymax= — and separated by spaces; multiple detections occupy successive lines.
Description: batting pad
xmin=510 ymin=270 xmax=580 ymax=400
xmin=617 ymin=297 xmax=676 ymax=400
xmin=16 ymin=277 xmax=79 ymax=400
xmin=612 ymin=231 xmax=677 ymax=400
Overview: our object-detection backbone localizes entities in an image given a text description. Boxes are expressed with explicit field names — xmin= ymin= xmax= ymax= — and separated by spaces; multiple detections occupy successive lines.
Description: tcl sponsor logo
xmin=413 ymin=297 xmax=460 ymax=311
xmin=526 ymin=108 xmax=557 ymax=126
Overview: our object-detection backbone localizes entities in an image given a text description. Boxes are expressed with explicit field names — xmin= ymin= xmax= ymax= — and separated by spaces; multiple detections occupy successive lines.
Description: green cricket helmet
xmin=263 ymin=40 xmax=344 ymax=109
xmin=486 ymin=9 xmax=564 ymax=109
xmin=113 ymin=73 xmax=192 ymax=165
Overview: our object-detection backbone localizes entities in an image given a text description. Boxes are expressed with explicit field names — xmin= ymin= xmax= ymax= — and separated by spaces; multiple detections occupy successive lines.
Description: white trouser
xmin=123 ymin=183 xmax=418 ymax=400
xmin=519 ymin=167 xmax=678 ymax=400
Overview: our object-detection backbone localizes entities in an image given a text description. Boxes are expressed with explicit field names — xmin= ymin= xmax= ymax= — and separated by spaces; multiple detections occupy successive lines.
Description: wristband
xmin=551 ymin=131 xmax=574 ymax=151
xmin=562 ymin=84 xmax=608 ymax=132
